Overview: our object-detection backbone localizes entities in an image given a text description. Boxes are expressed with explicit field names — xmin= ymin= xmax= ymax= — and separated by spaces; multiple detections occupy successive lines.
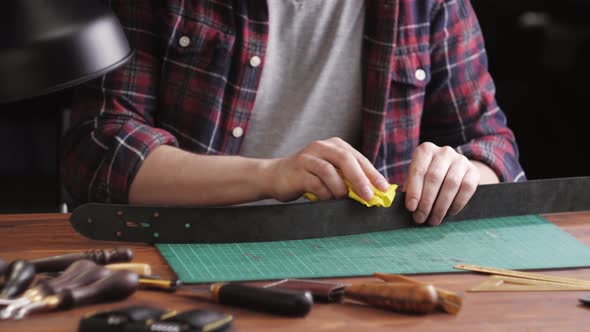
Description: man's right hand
xmin=265 ymin=137 xmax=390 ymax=202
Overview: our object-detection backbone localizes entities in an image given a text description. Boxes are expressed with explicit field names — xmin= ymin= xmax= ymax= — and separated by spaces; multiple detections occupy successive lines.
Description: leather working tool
xmin=0 ymin=248 xmax=133 ymax=300
xmin=145 ymin=279 xmax=314 ymax=317
xmin=340 ymin=273 xmax=462 ymax=314
xmin=145 ymin=309 xmax=233 ymax=332
xmin=10 ymin=267 xmax=139 ymax=319
xmin=372 ymin=273 xmax=462 ymax=314
xmin=455 ymin=264 xmax=590 ymax=292
xmin=344 ymin=282 xmax=440 ymax=314
xmin=79 ymin=306 xmax=233 ymax=332
xmin=0 ymin=262 xmax=153 ymax=316
xmin=29 ymin=248 xmax=133 ymax=272
xmin=208 ymin=282 xmax=313 ymax=317
xmin=69 ymin=176 xmax=590 ymax=243
xmin=0 ymin=260 xmax=113 ymax=319
xmin=256 ymin=278 xmax=347 ymax=303
xmin=78 ymin=305 xmax=170 ymax=332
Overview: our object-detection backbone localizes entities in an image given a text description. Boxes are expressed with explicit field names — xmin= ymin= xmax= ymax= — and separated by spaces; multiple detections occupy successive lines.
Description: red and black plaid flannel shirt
xmin=62 ymin=0 xmax=525 ymax=204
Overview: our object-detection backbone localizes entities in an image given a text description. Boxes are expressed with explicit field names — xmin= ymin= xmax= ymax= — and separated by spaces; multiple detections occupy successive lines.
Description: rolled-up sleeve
xmin=421 ymin=0 xmax=525 ymax=182
xmin=61 ymin=1 xmax=178 ymax=203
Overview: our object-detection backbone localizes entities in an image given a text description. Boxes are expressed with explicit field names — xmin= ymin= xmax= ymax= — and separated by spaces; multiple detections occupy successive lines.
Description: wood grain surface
xmin=0 ymin=212 xmax=589 ymax=331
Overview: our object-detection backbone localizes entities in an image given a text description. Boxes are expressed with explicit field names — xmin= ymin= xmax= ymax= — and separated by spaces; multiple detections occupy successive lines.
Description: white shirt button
xmin=415 ymin=68 xmax=426 ymax=81
xmin=178 ymin=36 xmax=191 ymax=48
xmin=249 ymin=56 xmax=261 ymax=68
xmin=232 ymin=126 xmax=244 ymax=138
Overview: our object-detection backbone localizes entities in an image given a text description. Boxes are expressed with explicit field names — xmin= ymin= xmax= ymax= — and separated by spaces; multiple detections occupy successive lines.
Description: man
xmin=62 ymin=0 xmax=525 ymax=226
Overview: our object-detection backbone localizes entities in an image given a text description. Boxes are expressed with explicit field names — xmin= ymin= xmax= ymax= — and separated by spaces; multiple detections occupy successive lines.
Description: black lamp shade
xmin=0 ymin=0 xmax=133 ymax=103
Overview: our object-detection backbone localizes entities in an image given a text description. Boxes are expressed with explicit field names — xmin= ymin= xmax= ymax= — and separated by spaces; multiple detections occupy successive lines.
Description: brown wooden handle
xmin=59 ymin=270 xmax=138 ymax=309
xmin=30 ymin=248 xmax=133 ymax=273
xmin=344 ymin=282 xmax=438 ymax=314
xmin=54 ymin=261 xmax=113 ymax=293
xmin=372 ymin=273 xmax=463 ymax=314
xmin=43 ymin=260 xmax=98 ymax=291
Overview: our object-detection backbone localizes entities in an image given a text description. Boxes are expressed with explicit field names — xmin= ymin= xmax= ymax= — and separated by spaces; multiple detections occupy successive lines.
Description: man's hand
xmin=405 ymin=142 xmax=484 ymax=226
xmin=266 ymin=137 xmax=390 ymax=202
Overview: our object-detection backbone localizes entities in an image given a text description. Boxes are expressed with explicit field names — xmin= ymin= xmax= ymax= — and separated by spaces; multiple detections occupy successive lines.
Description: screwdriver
xmin=209 ymin=282 xmax=313 ymax=317
xmin=140 ymin=279 xmax=313 ymax=317
xmin=0 ymin=248 xmax=133 ymax=300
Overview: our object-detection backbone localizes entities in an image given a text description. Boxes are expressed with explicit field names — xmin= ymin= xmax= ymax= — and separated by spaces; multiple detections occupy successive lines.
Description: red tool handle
xmin=57 ymin=270 xmax=139 ymax=309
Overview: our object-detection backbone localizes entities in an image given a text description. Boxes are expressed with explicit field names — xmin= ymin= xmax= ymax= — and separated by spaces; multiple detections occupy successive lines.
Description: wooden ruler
xmin=454 ymin=264 xmax=590 ymax=292
xmin=469 ymin=275 xmax=590 ymax=292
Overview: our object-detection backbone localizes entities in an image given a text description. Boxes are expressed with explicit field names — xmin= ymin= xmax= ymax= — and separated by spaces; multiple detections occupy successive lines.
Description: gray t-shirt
xmin=240 ymin=0 xmax=365 ymax=158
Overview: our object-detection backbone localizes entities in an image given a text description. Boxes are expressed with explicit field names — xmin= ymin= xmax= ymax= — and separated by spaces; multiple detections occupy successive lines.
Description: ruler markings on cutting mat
xmin=156 ymin=215 xmax=590 ymax=283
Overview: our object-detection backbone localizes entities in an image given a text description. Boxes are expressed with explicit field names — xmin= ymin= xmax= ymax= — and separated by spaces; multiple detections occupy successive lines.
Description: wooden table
xmin=1 ymin=212 xmax=590 ymax=331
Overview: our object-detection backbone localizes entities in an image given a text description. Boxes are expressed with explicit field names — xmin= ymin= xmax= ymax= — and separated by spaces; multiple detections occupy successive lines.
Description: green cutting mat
xmin=156 ymin=215 xmax=590 ymax=283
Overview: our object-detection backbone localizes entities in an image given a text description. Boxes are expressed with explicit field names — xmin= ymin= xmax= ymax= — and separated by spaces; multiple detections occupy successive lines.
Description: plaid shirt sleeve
xmin=61 ymin=1 xmax=178 ymax=203
xmin=421 ymin=0 xmax=525 ymax=182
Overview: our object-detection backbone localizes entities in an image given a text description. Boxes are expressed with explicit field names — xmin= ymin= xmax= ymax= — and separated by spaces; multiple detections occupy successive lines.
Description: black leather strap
xmin=69 ymin=177 xmax=590 ymax=243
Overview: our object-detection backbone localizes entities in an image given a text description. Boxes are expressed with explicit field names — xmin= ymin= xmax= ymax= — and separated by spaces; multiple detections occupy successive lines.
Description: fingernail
xmin=361 ymin=186 xmax=374 ymax=201
xmin=407 ymin=198 xmax=418 ymax=211
xmin=377 ymin=179 xmax=389 ymax=191
xmin=414 ymin=211 xmax=426 ymax=224
xmin=428 ymin=216 xmax=442 ymax=226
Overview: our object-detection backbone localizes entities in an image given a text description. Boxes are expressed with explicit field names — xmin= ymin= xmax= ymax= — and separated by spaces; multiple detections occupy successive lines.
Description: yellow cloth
xmin=304 ymin=181 xmax=398 ymax=207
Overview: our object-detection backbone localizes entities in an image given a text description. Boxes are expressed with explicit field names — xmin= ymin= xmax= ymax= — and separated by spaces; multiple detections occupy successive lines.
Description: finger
xmin=413 ymin=147 xmax=455 ymax=224
xmin=302 ymin=173 xmax=333 ymax=201
xmin=427 ymin=158 xmax=469 ymax=226
xmin=311 ymin=141 xmax=373 ymax=201
xmin=405 ymin=143 xmax=435 ymax=213
xmin=328 ymin=138 xmax=389 ymax=192
xmin=354 ymin=152 xmax=389 ymax=192
xmin=448 ymin=166 xmax=480 ymax=216
xmin=305 ymin=157 xmax=348 ymax=198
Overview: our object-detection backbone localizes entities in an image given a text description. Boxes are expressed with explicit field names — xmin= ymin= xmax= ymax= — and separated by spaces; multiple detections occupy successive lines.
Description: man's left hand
xmin=404 ymin=142 xmax=482 ymax=225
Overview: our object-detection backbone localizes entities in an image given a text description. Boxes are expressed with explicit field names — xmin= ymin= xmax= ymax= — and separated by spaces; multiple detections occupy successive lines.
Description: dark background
xmin=0 ymin=1 xmax=589 ymax=213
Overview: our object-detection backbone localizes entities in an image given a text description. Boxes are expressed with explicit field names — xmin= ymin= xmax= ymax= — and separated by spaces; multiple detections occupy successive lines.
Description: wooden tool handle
xmin=373 ymin=272 xmax=462 ymax=314
xmin=344 ymin=282 xmax=439 ymax=314
xmin=138 ymin=278 xmax=180 ymax=292
xmin=106 ymin=263 xmax=152 ymax=276
xmin=59 ymin=270 xmax=139 ymax=309
xmin=58 ymin=261 xmax=113 ymax=292
xmin=44 ymin=260 xmax=98 ymax=291
xmin=30 ymin=248 xmax=133 ymax=272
